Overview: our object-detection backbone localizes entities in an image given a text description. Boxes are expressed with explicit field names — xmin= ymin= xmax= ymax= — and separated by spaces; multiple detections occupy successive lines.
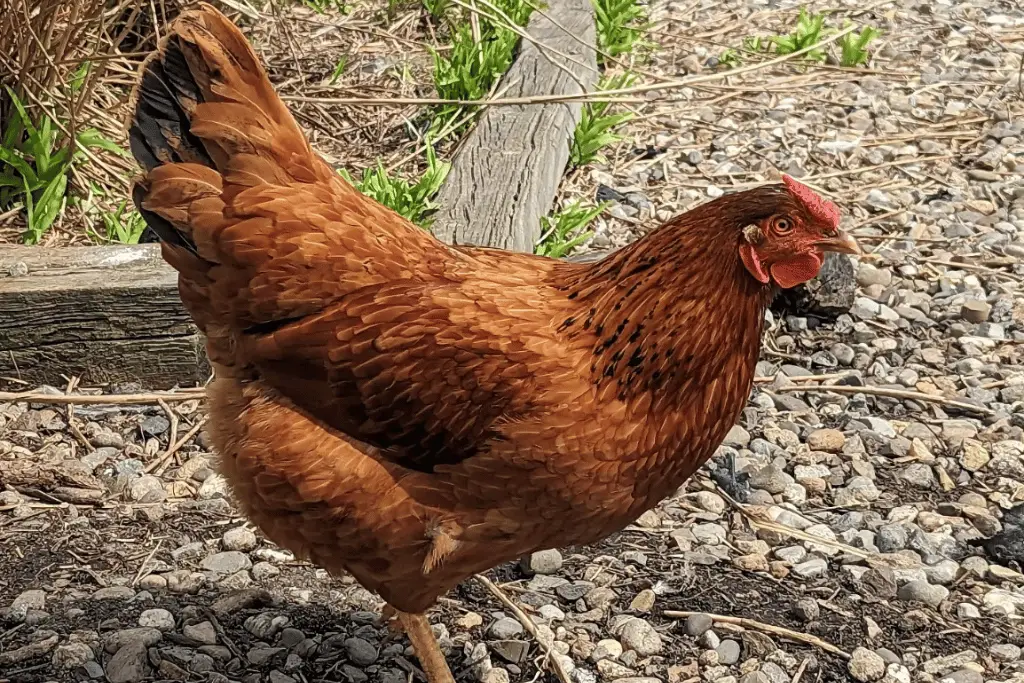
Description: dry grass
xmin=0 ymin=0 xmax=442 ymax=245
xmin=0 ymin=0 xmax=181 ymax=244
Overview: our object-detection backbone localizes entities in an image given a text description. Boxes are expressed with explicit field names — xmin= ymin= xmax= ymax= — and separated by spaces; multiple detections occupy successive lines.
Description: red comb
xmin=782 ymin=175 xmax=840 ymax=228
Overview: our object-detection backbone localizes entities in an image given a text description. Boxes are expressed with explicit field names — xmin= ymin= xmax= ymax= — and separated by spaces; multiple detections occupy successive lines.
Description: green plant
xmin=536 ymin=200 xmax=607 ymax=258
xmin=339 ymin=143 xmax=451 ymax=227
xmin=718 ymin=48 xmax=742 ymax=69
xmin=430 ymin=0 xmax=534 ymax=133
xmin=97 ymin=199 xmax=148 ymax=244
xmin=0 ymin=87 xmax=125 ymax=244
xmin=722 ymin=11 xmax=879 ymax=69
xmin=422 ymin=0 xmax=452 ymax=20
xmin=838 ymin=25 xmax=880 ymax=67
xmin=593 ymin=0 xmax=650 ymax=64
xmin=570 ymin=72 xmax=636 ymax=167
xmin=300 ymin=0 xmax=349 ymax=13
xmin=768 ymin=8 xmax=828 ymax=62
xmin=328 ymin=56 xmax=349 ymax=85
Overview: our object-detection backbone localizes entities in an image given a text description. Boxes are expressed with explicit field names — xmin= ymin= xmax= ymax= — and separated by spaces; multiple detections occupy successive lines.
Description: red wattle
xmin=770 ymin=252 xmax=824 ymax=289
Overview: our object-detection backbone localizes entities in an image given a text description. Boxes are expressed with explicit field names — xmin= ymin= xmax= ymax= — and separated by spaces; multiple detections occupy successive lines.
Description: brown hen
xmin=128 ymin=5 xmax=860 ymax=682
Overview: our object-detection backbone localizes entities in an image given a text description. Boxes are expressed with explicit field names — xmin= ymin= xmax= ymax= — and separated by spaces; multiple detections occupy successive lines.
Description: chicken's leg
xmin=398 ymin=610 xmax=455 ymax=683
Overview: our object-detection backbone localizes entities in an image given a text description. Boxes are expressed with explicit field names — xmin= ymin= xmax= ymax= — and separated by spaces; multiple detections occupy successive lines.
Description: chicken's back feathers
xmin=129 ymin=4 xmax=463 ymax=358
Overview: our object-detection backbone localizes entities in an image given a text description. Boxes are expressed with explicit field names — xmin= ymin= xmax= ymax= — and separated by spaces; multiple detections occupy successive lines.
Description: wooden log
xmin=0 ymin=244 xmax=208 ymax=389
xmin=431 ymin=0 xmax=599 ymax=253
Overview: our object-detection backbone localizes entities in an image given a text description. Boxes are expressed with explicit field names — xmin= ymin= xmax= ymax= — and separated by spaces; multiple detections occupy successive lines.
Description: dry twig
xmin=662 ymin=611 xmax=850 ymax=659
xmin=0 ymin=390 xmax=205 ymax=406
xmin=772 ymin=384 xmax=994 ymax=415
xmin=146 ymin=417 xmax=209 ymax=476
xmin=475 ymin=575 xmax=572 ymax=683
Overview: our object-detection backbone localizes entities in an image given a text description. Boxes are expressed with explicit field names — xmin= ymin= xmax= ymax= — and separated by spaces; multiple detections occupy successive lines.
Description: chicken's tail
xmin=129 ymin=1 xmax=338 ymax=254
xmin=128 ymin=2 xmax=346 ymax=338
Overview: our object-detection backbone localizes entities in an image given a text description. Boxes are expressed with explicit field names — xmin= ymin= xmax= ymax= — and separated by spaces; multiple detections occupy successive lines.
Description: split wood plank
xmin=431 ymin=0 xmax=598 ymax=252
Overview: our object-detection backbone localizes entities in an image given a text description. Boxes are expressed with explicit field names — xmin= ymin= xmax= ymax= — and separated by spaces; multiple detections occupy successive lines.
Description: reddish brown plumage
xmin=129 ymin=4 xmax=853 ymax=615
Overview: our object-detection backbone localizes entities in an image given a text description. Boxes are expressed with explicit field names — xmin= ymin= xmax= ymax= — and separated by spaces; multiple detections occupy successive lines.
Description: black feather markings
xmin=130 ymin=34 xmax=219 ymax=254
xmin=129 ymin=36 xmax=214 ymax=173
xmin=130 ymin=184 xmax=199 ymax=255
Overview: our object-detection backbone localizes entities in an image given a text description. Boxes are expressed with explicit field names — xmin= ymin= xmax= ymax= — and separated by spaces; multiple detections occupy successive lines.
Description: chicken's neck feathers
xmin=565 ymin=214 xmax=772 ymax=398
xmin=555 ymin=212 xmax=773 ymax=505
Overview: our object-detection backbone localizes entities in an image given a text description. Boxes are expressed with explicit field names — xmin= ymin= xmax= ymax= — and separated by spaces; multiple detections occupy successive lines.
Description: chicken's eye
xmin=771 ymin=216 xmax=794 ymax=234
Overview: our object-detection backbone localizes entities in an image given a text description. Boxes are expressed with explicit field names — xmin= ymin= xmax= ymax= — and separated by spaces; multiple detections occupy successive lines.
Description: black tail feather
xmin=129 ymin=36 xmax=215 ymax=173
xmin=131 ymin=183 xmax=200 ymax=255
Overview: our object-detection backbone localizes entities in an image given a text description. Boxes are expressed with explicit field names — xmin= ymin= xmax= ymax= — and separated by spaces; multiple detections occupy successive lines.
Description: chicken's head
xmin=738 ymin=175 xmax=861 ymax=289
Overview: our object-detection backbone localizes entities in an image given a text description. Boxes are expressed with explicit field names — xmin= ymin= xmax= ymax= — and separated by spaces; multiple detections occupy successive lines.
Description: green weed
xmin=593 ymin=0 xmax=650 ymax=64
xmin=430 ymin=0 xmax=534 ymax=133
xmin=718 ymin=48 xmax=742 ymax=68
xmin=720 ymin=10 xmax=880 ymax=69
xmin=536 ymin=200 xmax=607 ymax=258
xmin=838 ymin=25 xmax=881 ymax=67
xmin=95 ymin=199 xmax=148 ymax=244
xmin=300 ymin=0 xmax=349 ymax=14
xmin=570 ymin=72 xmax=635 ymax=168
xmin=768 ymin=8 xmax=828 ymax=62
xmin=422 ymin=0 xmax=452 ymax=21
xmin=0 ymin=87 xmax=125 ymax=244
xmin=328 ymin=56 xmax=349 ymax=84
xmin=338 ymin=143 xmax=451 ymax=227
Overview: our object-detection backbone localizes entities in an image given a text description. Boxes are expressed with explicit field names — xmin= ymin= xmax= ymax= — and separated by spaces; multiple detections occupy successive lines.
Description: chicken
xmin=128 ymin=5 xmax=861 ymax=681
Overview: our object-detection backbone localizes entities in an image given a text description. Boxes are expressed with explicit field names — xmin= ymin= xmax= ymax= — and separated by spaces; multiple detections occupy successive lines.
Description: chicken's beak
xmin=815 ymin=230 xmax=862 ymax=256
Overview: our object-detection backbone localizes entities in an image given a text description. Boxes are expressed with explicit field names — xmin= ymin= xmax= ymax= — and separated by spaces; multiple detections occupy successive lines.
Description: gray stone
xmin=10 ymin=589 xmax=46 ymax=619
xmin=106 ymin=641 xmax=150 ymax=683
xmin=615 ymin=617 xmax=662 ymax=656
xmin=791 ymin=598 xmax=819 ymax=622
xmin=222 ymin=527 xmax=258 ymax=552
xmin=897 ymin=580 xmax=949 ymax=607
xmin=92 ymin=586 xmax=135 ymax=601
xmin=684 ymin=613 xmax=713 ymax=637
xmin=792 ymin=557 xmax=828 ymax=578
xmin=759 ymin=662 xmax=789 ymax=683
xmin=520 ymin=549 xmax=564 ymax=575
xmin=138 ymin=608 xmax=175 ymax=631
xmin=989 ymin=643 xmax=1021 ymax=662
xmin=898 ymin=463 xmax=936 ymax=489
xmin=201 ymin=551 xmax=252 ymax=576
xmin=960 ymin=301 xmax=992 ymax=323
xmin=489 ymin=617 xmax=524 ymax=640
xmin=716 ymin=639 xmax=741 ymax=665
xmin=183 ymin=621 xmax=218 ymax=645
xmin=941 ymin=671 xmax=983 ymax=683
xmin=876 ymin=525 xmax=909 ymax=552
xmin=52 ymin=641 xmax=95 ymax=669
xmin=849 ymin=647 xmax=886 ymax=682
xmin=344 ymin=637 xmax=378 ymax=666
xmin=103 ymin=628 xmax=163 ymax=654
xmin=748 ymin=464 xmax=792 ymax=495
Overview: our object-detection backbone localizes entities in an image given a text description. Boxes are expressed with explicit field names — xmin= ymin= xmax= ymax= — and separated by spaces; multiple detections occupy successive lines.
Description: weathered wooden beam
xmin=0 ymin=244 xmax=208 ymax=389
xmin=431 ymin=0 xmax=599 ymax=253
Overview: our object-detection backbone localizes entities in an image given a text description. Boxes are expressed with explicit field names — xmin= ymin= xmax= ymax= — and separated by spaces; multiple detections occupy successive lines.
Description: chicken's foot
xmin=397 ymin=610 xmax=455 ymax=683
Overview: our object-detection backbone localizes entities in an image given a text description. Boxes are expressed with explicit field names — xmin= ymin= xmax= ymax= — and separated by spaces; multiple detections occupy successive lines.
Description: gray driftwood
xmin=0 ymin=244 xmax=208 ymax=389
xmin=431 ymin=0 xmax=598 ymax=252
xmin=0 ymin=0 xmax=598 ymax=389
